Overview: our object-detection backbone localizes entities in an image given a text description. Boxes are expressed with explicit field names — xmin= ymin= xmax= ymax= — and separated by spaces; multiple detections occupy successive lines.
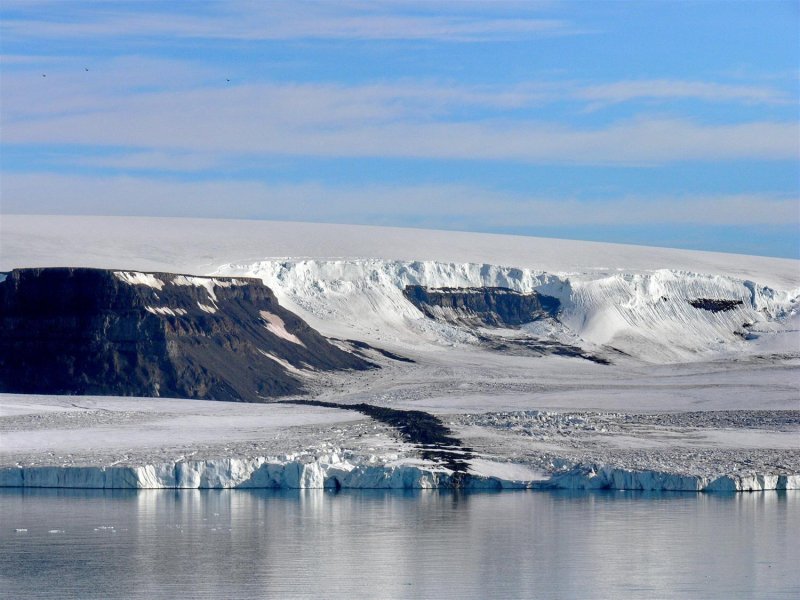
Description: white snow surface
xmin=3 ymin=215 xmax=797 ymax=289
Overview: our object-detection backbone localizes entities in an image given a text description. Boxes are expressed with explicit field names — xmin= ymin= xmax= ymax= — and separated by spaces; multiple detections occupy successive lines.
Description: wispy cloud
xmin=580 ymin=79 xmax=792 ymax=108
xmin=0 ymin=1 xmax=580 ymax=43
xmin=70 ymin=151 xmax=221 ymax=172
xmin=3 ymin=173 xmax=796 ymax=228
xmin=3 ymin=72 xmax=796 ymax=165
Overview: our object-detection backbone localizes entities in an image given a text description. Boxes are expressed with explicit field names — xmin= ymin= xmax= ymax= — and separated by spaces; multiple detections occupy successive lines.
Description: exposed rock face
xmin=402 ymin=285 xmax=609 ymax=363
xmin=689 ymin=298 xmax=744 ymax=312
xmin=403 ymin=285 xmax=560 ymax=327
xmin=0 ymin=268 xmax=372 ymax=400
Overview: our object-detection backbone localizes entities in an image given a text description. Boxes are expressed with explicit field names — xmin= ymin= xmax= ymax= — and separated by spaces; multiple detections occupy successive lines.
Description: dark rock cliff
xmin=403 ymin=285 xmax=560 ymax=328
xmin=689 ymin=298 xmax=744 ymax=313
xmin=0 ymin=268 xmax=373 ymax=401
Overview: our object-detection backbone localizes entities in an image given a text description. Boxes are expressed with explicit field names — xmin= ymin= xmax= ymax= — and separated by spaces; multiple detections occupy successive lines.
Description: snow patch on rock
xmin=171 ymin=275 xmax=246 ymax=302
xmin=145 ymin=306 xmax=187 ymax=317
xmin=113 ymin=271 xmax=164 ymax=290
xmin=260 ymin=311 xmax=305 ymax=346
xmin=257 ymin=349 xmax=307 ymax=376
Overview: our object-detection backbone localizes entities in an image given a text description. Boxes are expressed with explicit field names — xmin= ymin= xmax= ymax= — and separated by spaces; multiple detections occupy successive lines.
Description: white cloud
xmin=3 ymin=73 xmax=797 ymax=165
xmin=580 ymin=79 xmax=791 ymax=107
xmin=1 ymin=1 xmax=578 ymax=43
xmin=70 ymin=151 xmax=222 ymax=172
xmin=2 ymin=173 xmax=796 ymax=228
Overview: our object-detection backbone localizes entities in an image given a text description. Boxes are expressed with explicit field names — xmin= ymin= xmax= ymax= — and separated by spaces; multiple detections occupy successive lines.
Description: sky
xmin=1 ymin=0 xmax=798 ymax=258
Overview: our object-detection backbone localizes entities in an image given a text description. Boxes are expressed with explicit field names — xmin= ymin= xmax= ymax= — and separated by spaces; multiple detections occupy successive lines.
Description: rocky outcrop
xmin=402 ymin=285 xmax=609 ymax=362
xmin=689 ymin=298 xmax=744 ymax=312
xmin=0 ymin=268 xmax=373 ymax=400
xmin=403 ymin=285 xmax=560 ymax=328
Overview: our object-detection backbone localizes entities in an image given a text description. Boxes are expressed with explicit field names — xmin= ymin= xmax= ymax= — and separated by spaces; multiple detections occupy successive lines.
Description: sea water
xmin=1 ymin=489 xmax=797 ymax=599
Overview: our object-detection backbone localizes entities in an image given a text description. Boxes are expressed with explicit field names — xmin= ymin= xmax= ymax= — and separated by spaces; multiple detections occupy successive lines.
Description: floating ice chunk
xmin=15 ymin=528 xmax=27 ymax=533
xmin=114 ymin=271 xmax=164 ymax=290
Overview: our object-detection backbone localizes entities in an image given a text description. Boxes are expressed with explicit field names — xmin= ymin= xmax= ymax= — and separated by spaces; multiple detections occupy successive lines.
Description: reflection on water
xmin=1 ymin=489 xmax=798 ymax=599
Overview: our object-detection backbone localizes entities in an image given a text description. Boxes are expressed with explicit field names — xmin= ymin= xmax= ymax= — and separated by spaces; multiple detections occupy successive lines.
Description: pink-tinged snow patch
xmin=260 ymin=311 xmax=305 ymax=346
xmin=257 ymin=349 xmax=306 ymax=376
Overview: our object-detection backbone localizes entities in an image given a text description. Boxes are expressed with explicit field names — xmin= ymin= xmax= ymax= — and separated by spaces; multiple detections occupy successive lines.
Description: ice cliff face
xmin=0 ymin=268 xmax=372 ymax=400
xmin=1 ymin=454 xmax=796 ymax=492
xmin=0 ymin=454 xmax=510 ymax=491
xmin=546 ymin=464 xmax=800 ymax=493
xmin=215 ymin=260 xmax=799 ymax=363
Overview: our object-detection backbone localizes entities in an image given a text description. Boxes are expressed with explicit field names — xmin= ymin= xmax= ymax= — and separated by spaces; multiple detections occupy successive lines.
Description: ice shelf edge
xmin=1 ymin=457 xmax=797 ymax=492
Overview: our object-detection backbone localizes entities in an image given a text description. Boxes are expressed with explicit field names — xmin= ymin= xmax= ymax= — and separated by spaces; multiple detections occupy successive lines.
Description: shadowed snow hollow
xmin=214 ymin=260 xmax=799 ymax=363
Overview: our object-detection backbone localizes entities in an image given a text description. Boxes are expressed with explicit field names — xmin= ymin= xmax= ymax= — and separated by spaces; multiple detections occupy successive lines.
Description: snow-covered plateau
xmin=1 ymin=215 xmax=798 ymax=491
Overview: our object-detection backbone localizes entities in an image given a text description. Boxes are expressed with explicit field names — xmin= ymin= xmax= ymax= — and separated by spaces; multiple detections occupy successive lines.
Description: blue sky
xmin=1 ymin=0 xmax=798 ymax=257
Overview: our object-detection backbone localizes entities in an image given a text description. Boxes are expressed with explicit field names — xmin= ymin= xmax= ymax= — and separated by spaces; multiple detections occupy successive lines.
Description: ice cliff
xmin=1 ymin=454 xmax=796 ymax=492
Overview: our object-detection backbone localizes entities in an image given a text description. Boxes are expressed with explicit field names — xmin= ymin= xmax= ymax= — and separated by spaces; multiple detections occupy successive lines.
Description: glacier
xmin=215 ymin=259 xmax=799 ymax=363
xmin=2 ymin=454 xmax=797 ymax=492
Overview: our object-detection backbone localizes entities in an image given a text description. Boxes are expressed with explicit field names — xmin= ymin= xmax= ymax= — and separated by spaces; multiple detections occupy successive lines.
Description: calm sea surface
xmin=1 ymin=489 xmax=797 ymax=599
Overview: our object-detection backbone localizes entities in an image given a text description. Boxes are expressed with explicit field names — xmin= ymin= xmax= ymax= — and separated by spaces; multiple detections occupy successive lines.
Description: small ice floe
xmin=15 ymin=528 xmax=28 ymax=533
xmin=48 ymin=529 xmax=64 ymax=534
